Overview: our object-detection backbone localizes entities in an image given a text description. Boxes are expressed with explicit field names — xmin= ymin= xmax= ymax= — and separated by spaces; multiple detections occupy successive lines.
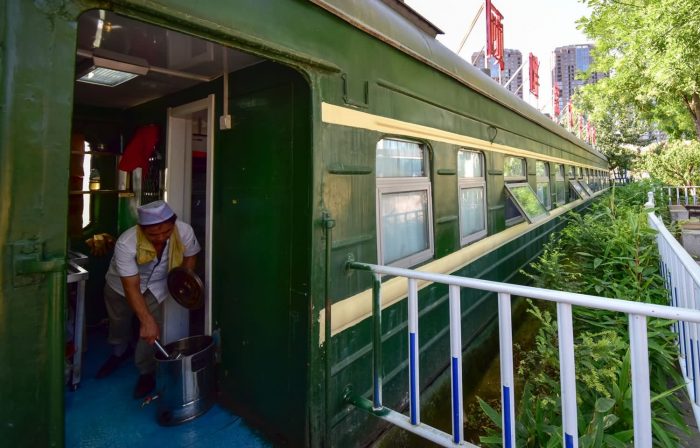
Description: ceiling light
xmin=77 ymin=48 xmax=149 ymax=87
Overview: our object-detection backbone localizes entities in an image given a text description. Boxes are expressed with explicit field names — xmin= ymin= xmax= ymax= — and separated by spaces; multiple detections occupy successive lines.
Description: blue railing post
xmin=557 ymin=303 xmax=578 ymax=448
xmin=498 ymin=293 xmax=516 ymax=448
xmin=629 ymin=314 xmax=652 ymax=447
xmin=407 ymin=278 xmax=420 ymax=425
xmin=448 ymin=285 xmax=464 ymax=444
xmin=372 ymin=273 xmax=383 ymax=410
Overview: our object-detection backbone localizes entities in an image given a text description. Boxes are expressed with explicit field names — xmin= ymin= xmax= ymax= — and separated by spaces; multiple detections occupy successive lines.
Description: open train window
xmin=504 ymin=182 xmax=548 ymax=223
xmin=579 ymin=178 xmax=594 ymax=196
xmin=554 ymin=164 xmax=567 ymax=206
xmin=376 ymin=138 xmax=434 ymax=268
xmin=457 ymin=150 xmax=487 ymax=245
xmin=504 ymin=156 xmax=526 ymax=226
xmin=535 ymin=161 xmax=551 ymax=210
xmin=569 ymin=179 xmax=590 ymax=199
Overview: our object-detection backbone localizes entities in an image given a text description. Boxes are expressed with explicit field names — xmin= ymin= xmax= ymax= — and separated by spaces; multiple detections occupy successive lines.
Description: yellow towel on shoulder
xmin=135 ymin=224 xmax=184 ymax=271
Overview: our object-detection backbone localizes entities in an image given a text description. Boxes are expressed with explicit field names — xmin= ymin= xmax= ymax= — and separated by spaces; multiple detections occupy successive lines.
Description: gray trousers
xmin=104 ymin=285 xmax=163 ymax=375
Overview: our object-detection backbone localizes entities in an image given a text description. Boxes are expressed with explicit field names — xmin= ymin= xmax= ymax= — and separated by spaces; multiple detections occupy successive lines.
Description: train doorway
xmin=164 ymin=96 xmax=215 ymax=341
xmin=65 ymin=8 xmax=311 ymax=446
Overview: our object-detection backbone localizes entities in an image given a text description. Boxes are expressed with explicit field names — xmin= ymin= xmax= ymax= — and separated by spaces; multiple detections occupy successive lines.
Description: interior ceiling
xmin=74 ymin=10 xmax=262 ymax=110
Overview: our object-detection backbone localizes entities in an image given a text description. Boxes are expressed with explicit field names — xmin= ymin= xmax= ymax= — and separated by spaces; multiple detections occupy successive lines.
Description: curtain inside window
xmin=381 ymin=191 xmax=429 ymax=264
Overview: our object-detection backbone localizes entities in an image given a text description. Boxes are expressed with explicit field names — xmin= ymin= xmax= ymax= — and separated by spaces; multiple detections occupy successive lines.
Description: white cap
xmin=137 ymin=200 xmax=175 ymax=226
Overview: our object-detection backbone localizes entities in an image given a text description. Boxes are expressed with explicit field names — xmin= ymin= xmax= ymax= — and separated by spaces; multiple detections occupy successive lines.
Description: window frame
xmin=554 ymin=163 xmax=567 ymax=206
xmin=569 ymin=179 xmax=590 ymax=199
xmin=457 ymin=149 xmax=487 ymax=246
xmin=504 ymin=182 xmax=549 ymax=223
xmin=375 ymin=138 xmax=434 ymax=268
xmin=579 ymin=178 xmax=595 ymax=195
xmin=535 ymin=160 xmax=552 ymax=210
xmin=504 ymin=156 xmax=527 ymax=226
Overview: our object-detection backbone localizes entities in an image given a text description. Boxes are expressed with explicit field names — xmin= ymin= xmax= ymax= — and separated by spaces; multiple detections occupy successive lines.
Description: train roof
xmin=310 ymin=0 xmax=607 ymax=162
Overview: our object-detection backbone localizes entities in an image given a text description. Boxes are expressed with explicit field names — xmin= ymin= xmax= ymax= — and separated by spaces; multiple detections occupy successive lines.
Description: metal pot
xmin=155 ymin=335 xmax=215 ymax=426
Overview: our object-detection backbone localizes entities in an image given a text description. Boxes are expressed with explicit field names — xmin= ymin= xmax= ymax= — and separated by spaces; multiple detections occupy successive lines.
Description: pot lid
xmin=167 ymin=267 xmax=204 ymax=310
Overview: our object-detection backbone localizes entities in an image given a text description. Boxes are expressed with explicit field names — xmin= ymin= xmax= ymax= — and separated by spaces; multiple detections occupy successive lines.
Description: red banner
xmin=486 ymin=0 xmax=505 ymax=70
xmin=553 ymin=85 xmax=561 ymax=116
xmin=568 ymin=102 xmax=574 ymax=128
xmin=529 ymin=53 xmax=539 ymax=97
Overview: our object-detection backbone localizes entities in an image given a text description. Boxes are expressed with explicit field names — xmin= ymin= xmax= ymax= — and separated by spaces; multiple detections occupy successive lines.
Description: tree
xmin=637 ymin=140 xmax=700 ymax=186
xmin=577 ymin=0 xmax=700 ymax=141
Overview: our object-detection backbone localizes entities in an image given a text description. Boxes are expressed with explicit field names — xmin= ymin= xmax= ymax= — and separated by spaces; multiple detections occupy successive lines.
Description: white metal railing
xmin=666 ymin=185 xmax=700 ymax=206
xmin=346 ymin=255 xmax=700 ymax=448
xmin=648 ymin=210 xmax=700 ymax=428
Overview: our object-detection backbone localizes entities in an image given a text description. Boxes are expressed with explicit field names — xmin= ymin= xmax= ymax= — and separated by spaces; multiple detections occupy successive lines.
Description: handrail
xmin=665 ymin=185 xmax=700 ymax=206
xmin=648 ymin=210 xmax=700 ymax=428
xmin=346 ymin=251 xmax=700 ymax=447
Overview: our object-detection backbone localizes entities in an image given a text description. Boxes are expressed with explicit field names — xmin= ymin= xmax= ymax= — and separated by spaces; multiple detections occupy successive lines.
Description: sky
xmin=405 ymin=0 xmax=592 ymax=115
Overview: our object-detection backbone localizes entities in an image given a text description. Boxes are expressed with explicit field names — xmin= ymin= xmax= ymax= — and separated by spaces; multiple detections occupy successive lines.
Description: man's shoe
xmin=133 ymin=373 xmax=156 ymax=399
xmin=96 ymin=349 xmax=131 ymax=379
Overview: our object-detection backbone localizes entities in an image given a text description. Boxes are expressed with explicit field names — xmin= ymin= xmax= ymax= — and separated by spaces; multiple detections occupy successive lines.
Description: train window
xmin=376 ymin=138 xmax=433 ymax=268
xmin=504 ymin=157 xmax=526 ymax=179
xmin=568 ymin=165 xmax=575 ymax=178
xmin=504 ymin=183 xmax=549 ymax=223
xmin=554 ymin=164 xmax=567 ymax=206
xmin=504 ymin=157 xmax=526 ymax=226
xmin=569 ymin=179 xmax=590 ymax=199
xmin=579 ymin=178 xmax=594 ymax=196
xmin=535 ymin=161 xmax=551 ymax=210
xmin=457 ymin=150 xmax=487 ymax=245
xmin=592 ymin=170 xmax=599 ymax=191
xmin=577 ymin=166 xmax=583 ymax=179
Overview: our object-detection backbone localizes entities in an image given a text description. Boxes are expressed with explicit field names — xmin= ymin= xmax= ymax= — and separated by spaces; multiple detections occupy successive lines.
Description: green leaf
xmin=594 ymin=397 xmax=616 ymax=413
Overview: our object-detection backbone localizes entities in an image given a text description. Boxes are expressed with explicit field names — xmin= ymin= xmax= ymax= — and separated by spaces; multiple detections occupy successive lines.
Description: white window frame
xmin=458 ymin=149 xmax=487 ymax=246
xmin=376 ymin=140 xmax=434 ymax=268
xmin=535 ymin=160 xmax=552 ymax=210
xmin=504 ymin=156 xmax=527 ymax=226
xmin=569 ymin=179 xmax=590 ymax=199
xmin=504 ymin=182 xmax=549 ymax=223
xmin=579 ymin=178 xmax=595 ymax=195
xmin=555 ymin=164 xmax=567 ymax=206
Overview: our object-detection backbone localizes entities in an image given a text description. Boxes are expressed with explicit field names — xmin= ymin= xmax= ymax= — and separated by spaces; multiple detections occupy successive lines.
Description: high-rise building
xmin=552 ymin=44 xmax=607 ymax=114
xmin=471 ymin=49 xmax=523 ymax=99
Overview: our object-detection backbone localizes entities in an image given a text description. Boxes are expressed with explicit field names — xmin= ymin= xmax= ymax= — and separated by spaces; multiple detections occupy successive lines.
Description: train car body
xmin=0 ymin=1 xmax=608 ymax=446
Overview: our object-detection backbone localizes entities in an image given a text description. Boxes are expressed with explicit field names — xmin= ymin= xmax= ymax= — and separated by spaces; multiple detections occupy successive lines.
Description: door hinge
xmin=12 ymin=240 xmax=65 ymax=287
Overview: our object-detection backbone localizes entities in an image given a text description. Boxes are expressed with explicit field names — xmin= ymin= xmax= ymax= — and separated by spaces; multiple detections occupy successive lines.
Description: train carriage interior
xmin=65 ymin=9 xmax=310 ymax=446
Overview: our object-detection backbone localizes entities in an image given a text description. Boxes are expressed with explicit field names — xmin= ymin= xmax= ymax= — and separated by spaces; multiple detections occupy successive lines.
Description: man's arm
xmin=120 ymin=275 xmax=159 ymax=345
xmin=182 ymin=254 xmax=197 ymax=271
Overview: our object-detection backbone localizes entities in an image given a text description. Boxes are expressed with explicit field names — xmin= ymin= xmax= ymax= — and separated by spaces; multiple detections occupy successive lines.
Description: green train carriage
xmin=0 ymin=0 xmax=608 ymax=446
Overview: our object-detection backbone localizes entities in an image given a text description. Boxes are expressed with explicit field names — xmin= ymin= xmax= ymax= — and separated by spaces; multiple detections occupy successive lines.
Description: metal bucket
xmin=155 ymin=335 xmax=215 ymax=426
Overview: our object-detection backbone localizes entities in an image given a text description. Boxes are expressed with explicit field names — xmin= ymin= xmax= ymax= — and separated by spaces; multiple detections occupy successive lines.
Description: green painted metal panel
xmin=0 ymin=1 xmax=82 ymax=446
xmin=212 ymin=62 xmax=311 ymax=446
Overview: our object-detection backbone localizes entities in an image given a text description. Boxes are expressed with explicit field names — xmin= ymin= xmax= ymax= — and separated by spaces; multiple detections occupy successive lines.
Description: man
xmin=97 ymin=200 xmax=201 ymax=398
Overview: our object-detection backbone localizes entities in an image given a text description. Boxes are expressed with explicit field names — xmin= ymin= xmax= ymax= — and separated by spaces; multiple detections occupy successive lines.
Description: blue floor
xmin=65 ymin=324 xmax=272 ymax=448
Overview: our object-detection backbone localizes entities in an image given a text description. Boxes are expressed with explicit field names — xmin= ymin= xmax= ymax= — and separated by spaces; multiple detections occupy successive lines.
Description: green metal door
xmin=0 ymin=1 xmax=78 ymax=446
xmin=213 ymin=61 xmax=312 ymax=446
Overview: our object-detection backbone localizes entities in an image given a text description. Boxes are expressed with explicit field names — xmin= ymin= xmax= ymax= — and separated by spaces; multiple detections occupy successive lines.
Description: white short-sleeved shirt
xmin=105 ymin=220 xmax=201 ymax=303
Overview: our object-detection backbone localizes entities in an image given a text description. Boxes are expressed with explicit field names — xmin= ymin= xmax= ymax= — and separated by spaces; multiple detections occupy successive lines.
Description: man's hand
xmin=139 ymin=314 xmax=160 ymax=345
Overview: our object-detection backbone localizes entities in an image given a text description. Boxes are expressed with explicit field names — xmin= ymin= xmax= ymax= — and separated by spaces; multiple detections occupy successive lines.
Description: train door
xmin=56 ymin=8 xmax=312 ymax=447
xmin=164 ymin=97 xmax=215 ymax=342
